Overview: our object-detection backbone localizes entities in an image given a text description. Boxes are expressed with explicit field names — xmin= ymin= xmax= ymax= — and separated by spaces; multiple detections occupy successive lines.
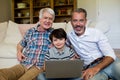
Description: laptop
xmin=45 ymin=59 xmax=83 ymax=78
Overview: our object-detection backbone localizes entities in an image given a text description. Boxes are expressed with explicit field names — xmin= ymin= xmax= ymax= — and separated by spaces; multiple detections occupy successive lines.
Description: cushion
xmin=95 ymin=21 xmax=110 ymax=34
xmin=66 ymin=21 xmax=73 ymax=33
xmin=52 ymin=22 xmax=66 ymax=30
xmin=0 ymin=22 xmax=8 ymax=42
xmin=4 ymin=21 xmax=22 ymax=44
xmin=19 ymin=24 xmax=35 ymax=37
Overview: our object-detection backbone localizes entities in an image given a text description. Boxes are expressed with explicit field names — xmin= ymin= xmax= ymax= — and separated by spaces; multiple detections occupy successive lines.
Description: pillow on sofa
xmin=19 ymin=24 xmax=35 ymax=37
xmin=65 ymin=21 xmax=73 ymax=33
xmin=19 ymin=22 xmax=40 ymax=37
xmin=52 ymin=22 xmax=66 ymax=30
xmin=4 ymin=21 xmax=22 ymax=44
xmin=0 ymin=21 xmax=8 ymax=42
xmin=95 ymin=21 xmax=110 ymax=34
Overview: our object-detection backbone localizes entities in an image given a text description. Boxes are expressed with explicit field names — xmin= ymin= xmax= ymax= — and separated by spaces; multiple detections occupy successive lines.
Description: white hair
xmin=39 ymin=8 xmax=55 ymax=20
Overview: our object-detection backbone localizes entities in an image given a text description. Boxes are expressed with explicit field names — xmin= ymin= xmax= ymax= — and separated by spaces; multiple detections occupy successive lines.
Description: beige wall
xmin=0 ymin=0 xmax=11 ymax=22
xmin=77 ymin=0 xmax=97 ymax=21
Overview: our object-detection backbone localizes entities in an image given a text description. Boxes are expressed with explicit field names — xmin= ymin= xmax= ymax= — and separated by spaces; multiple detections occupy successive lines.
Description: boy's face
xmin=52 ymin=37 xmax=66 ymax=50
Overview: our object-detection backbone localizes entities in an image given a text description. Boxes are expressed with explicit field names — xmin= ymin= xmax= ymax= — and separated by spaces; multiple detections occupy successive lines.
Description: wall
xmin=97 ymin=0 xmax=120 ymax=49
xmin=77 ymin=0 xmax=97 ymax=21
xmin=77 ymin=0 xmax=120 ymax=49
xmin=0 ymin=0 xmax=11 ymax=22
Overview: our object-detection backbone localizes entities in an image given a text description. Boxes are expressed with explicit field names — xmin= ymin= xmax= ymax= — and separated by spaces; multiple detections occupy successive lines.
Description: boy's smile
xmin=52 ymin=37 xmax=66 ymax=52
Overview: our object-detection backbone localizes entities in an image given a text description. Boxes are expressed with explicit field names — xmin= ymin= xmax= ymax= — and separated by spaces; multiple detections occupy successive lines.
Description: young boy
xmin=38 ymin=28 xmax=80 ymax=80
xmin=45 ymin=28 xmax=76 ymax=61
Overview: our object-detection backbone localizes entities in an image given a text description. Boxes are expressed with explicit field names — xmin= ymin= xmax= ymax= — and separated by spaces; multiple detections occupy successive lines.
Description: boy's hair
xmin=49 ymin=28 xmax=67 ymax=42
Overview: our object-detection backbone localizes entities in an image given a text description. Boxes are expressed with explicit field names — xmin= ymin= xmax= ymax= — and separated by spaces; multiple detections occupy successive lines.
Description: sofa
xmin=0 ymin=20 xmax=119 ymax=69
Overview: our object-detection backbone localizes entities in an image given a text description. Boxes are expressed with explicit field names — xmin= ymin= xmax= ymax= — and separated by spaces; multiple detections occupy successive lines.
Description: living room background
xmin=0 ymin=0 xmax=120 ymax=49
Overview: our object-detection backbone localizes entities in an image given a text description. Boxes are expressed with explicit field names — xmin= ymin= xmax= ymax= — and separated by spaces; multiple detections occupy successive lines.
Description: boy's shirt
xmin=45 ymin=45 xmax=75 ymax=60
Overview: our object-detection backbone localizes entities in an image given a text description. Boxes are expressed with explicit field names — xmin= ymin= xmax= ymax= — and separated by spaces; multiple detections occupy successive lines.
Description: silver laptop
xmin=45 ymin=59 xmax=83 ymax=78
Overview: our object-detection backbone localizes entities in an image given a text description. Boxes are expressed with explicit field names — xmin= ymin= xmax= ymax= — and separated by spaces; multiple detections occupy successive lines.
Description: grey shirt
xmin=45 ymin=45 xmax=75 ymax=60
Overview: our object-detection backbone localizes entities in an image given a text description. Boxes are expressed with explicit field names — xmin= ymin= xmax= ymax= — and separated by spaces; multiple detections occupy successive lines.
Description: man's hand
xmin=74 ymin=53 xmax=80 ymax=59
xmin=82 ymin=56 xmax=114 ymax=80
xmin=82 ymin=67 xmax=100 ymax=80
xmin=17 ymin=43 xmax=25 ymax=61
xmin=17 ymin=52 xmax=25 ymax=61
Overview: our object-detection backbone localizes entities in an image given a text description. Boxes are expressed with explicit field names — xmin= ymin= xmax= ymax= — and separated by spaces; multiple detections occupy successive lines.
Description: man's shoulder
xmin=64 ymin=45 xmax=71 ymax=50
xmin=87 ymin=28 xmax=102 ymax=34
xmin=87 ymin=27 xmax=101 ymax=31
xmin=67 ymin=30 xmax=74 ymax=36
xmin=48 ymin=28 xmax=54 ymax=32
xmin=27 ymin=26 xmax=36 ymax=31
xmin=64 ymin=45 xmax=74 ymax=53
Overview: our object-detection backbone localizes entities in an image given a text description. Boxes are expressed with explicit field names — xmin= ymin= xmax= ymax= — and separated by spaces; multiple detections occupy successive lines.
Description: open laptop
xmin=45 ymin=59 xmax=83 ymax=78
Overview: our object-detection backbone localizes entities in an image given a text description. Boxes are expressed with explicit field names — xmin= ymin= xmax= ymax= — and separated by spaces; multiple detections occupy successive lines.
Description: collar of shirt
xmin=34 ymin=23 xmax=53 ymax=33
xmin=53 ymin=45 xmax=67 ymax=55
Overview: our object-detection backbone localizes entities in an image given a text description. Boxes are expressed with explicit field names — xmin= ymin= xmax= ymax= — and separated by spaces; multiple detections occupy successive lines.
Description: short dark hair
xmin=49 ymin=28 xmax=67 ymax=42
xmin=71 ymin=8 xmax=87 ymax=18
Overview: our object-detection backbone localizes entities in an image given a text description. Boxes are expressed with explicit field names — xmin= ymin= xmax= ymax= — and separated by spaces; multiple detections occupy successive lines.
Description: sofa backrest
xmin=0 ymin=20 xmax=110 ymax=45
xmin=18 ymin=24 xmax=35 ymax=37
xmin=0 ymin=22 xmax=8 ymax=42
xmin=18 ymin=22 xmax=67 ymax=37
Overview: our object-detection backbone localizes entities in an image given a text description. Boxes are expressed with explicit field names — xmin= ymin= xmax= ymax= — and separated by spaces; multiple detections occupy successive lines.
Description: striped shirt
xmin=20 ymin=24 xmax=53 ymax=69
xmin=45 ymin=45 xmax=75 ymax=60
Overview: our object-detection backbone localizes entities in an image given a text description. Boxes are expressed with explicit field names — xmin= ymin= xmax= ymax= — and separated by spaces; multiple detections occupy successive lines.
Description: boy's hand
xmin=74 ymin=53 xmax=80 ymax=59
